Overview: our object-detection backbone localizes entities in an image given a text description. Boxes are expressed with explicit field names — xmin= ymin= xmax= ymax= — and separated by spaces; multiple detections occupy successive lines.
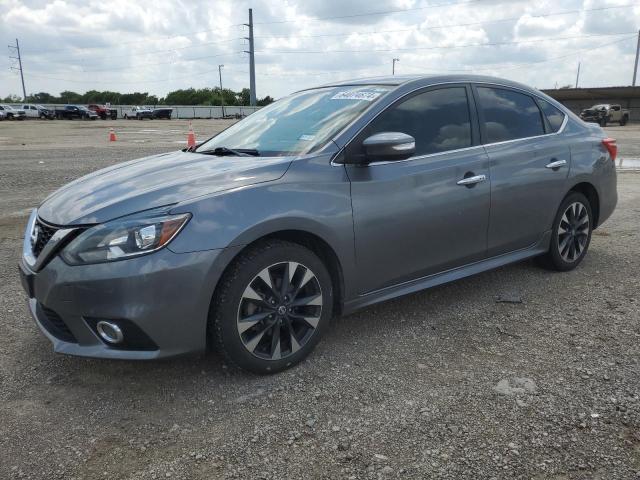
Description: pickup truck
xmin=580 ymin=104 xmax=629 ymax=126
xmin=19 ymin=104 xmax=55 ymax=119
xmin=87 ymin=104 xmax=117 ymax=120
xmin=0 ymin=105 xmax=26 ymax=120
xmin=123 ymin=106 xmax=153 ymax=120
xmin=55 ymin=105 xmax=98 ymax=120
xmin=152 ymin=107 xmax=173 ymax=119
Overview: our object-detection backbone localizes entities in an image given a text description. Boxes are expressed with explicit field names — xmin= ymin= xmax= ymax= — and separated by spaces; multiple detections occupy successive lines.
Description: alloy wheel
xmin=237 ymin=262 xmax=323 ymax=360
xmin=557 ymin=201 xmax=590 ymax=263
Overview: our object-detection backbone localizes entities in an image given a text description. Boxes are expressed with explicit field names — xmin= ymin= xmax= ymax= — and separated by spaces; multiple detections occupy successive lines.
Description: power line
xmin=398 ymin=35 xmax=637 ymax=73
xmin=61 ymin=52 xmax=245 ymax=73
xmin=21 ymin=65 xmax=247 ymax=85
xmin=28 ymin=24 xmax=246 ymax=54
xmin=254 ymin=4 xmax=639 ymax=40
xmin=256 ymin=32 xmax=638 ymax=55
xmin=255 ymin=0 xmax=487 ymax=24
xmin=28 ymin=37 xmax=244 ymax=58
xmin=255 ymin=35 xmax=637 ymax=78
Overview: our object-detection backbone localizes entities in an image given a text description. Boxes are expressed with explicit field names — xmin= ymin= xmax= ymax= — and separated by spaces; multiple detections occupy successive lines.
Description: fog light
xmin=96 ymin=321 xmax=124 ymax=344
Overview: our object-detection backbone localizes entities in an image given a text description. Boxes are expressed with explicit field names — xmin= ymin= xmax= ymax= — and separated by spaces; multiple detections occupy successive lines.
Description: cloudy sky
xmin=1 ymin=0 xmax=639 ymax=100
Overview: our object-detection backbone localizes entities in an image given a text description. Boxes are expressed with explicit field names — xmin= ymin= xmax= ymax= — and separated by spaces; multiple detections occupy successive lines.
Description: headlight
xmin=61 ymin=213 xmax=190 ymax=265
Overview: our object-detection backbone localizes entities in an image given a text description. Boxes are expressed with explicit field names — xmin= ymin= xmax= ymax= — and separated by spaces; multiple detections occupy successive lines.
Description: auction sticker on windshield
xmin=331 ymin=90 xmax=383 ymax=101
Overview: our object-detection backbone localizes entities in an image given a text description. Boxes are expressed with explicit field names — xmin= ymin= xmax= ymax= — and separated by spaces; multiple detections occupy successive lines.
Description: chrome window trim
xmin=362 ymin=144 xmax=486 ymax=167
xmin=330 ymin=80 xmax=569 ymax=167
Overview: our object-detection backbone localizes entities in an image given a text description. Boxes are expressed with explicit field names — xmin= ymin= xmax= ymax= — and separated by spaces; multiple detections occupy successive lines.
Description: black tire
xmin=210 ymin=240 xmax=333 ymax=374
xmin=620 ymin=116 xmax=628 ymax=126
xmin=537 ymin=192 xmax=593 ymax=272
xmin=599 ymin=117 xmax=607 ymax=127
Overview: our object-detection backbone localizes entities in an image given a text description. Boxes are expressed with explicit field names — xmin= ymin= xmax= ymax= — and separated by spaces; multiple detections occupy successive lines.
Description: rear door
xmin=344 ymin=85 xmax=491 ymax=293
xmin=474 ymin=85 xmax=570 ymax=256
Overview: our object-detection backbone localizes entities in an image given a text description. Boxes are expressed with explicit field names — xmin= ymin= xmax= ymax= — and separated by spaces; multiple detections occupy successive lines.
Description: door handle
xmin=545 ymin=159 xmax=567 ymax=169
xmin=457 ymin=174 xmax=487 ymax=186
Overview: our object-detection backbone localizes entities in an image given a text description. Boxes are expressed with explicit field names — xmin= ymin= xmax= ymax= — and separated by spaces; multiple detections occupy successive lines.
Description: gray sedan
xmin=19 ymin=74 xmax=617 ymax=373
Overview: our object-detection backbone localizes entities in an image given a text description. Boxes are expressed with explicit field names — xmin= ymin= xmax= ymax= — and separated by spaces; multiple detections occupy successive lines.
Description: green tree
xmin=257 ymin=95 xmax=274 ymax=106
xmin=237 ymin=88 xmax=251 ymax=105
xmin=27 ymin=92 xmax=56 ymax=103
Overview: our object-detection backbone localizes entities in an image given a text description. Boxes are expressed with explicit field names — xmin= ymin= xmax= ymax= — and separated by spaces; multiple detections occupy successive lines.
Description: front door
xmin=344 ymin=85 xmax=491 ymax=294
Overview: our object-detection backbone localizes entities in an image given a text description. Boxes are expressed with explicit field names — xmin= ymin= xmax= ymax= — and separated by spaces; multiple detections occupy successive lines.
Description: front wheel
xmin=210 ymin=240 xmax=333 ymax=374
xmin=537 ymin=192 xmax=592 ymax=271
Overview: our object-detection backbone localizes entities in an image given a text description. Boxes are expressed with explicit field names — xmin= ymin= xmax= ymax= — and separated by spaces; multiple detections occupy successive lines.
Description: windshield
xmin=196 ymin=85 xmax=393 ymax=156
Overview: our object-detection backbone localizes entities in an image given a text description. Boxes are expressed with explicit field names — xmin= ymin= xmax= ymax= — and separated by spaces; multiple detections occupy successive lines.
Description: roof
xmin=312 ymin=74 xmax=540 ymax=92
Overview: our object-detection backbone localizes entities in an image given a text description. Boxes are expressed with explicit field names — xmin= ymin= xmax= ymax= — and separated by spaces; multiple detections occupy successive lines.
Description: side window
xmin=363 ymin=87 xmax=472 ymax=157
xmin=476 ymin=87 xmax=544 ymax=143
xmin=537 ymin=98 xmax=566 ymax=133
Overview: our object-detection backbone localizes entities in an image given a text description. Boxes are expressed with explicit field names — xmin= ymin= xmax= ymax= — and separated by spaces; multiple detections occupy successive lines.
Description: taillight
xmin=602 ymin=138 xmax=617 ymax=162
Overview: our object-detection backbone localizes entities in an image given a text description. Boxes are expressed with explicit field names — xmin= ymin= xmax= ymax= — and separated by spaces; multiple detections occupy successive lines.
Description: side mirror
xmin=362 ymin=132 xmax=416 ymax=163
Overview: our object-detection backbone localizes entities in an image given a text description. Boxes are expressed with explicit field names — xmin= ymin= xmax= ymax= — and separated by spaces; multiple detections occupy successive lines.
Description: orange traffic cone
xmin=108 ymin=128 xmax=117 ymax=142
xmin=186 ymin=122 xmax=196 ymax=148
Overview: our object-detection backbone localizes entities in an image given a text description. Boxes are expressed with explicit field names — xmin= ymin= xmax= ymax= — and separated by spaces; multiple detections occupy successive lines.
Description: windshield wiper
xmin=197 ymin=147 xmax=260 ymax=157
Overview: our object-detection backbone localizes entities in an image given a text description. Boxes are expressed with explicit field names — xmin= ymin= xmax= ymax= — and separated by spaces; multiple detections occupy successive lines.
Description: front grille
xmin=32 ymin=219 xmax=58 ymax=258
xmin=37 ymin=304 xmax=77 ymax=343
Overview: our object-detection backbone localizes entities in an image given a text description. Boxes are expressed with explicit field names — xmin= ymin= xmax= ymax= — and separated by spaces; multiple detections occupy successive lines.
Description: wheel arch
xmin=568 ymin=182 xmax=600 ymax=228
xmin=211 ymin=228 xmax=346 ymax=321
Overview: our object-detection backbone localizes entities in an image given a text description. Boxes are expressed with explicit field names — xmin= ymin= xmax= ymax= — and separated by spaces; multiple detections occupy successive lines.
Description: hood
xmin=38 ymin=150 xmax=292 ymax=226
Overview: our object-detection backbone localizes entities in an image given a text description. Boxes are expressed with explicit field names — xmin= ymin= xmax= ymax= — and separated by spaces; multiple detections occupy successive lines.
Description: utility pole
xmin=218 ymin=64 xmax=225 ymax=118
xmin=8 ymin=38 xmax=27 ymax=100
xmin=244 ymin=8 xmax=257 ymax=106
xmin=575 ymin=62 xmax=581 ymax=89
xmin=392 ymin=58 xmax=399 ymax=75
xmin=633 ymin=29 xmax=640 ymax=86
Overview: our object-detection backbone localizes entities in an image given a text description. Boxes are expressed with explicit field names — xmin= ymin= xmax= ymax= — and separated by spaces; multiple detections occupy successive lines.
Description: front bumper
xmin=19 ymin=216 xmax=229 ymax=359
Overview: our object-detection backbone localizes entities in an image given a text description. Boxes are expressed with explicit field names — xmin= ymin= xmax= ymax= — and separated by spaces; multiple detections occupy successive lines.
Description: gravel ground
xmin=0 ymin=120 xmax=639 ymax=479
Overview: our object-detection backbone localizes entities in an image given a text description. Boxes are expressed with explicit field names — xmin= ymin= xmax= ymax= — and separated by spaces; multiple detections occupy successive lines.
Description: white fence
xmin=34 ymin=104 xmax=261 ymax=119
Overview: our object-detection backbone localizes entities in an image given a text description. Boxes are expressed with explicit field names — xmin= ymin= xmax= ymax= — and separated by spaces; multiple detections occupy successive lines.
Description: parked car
xmin=0 ymin=109 xmax=5 ymax=121
xmin=55 ymin=105 xmax=98 ymax=120
xmin=87 ymin=104 xmax=117 ymax=120
xmin=580 ymin=104 xmax=629 ymax=126
xmin=0 ymin=104 xmax=26 ymax=120
xmin=124 ymin=106 xmax=153 ymax=119
xmin=19 ymin=75 xmax=617 ymax=373
xmin=152 ymin=107 xmax=173 ymax=119
xmin=19 ymin=104 xmax=55 ymax=119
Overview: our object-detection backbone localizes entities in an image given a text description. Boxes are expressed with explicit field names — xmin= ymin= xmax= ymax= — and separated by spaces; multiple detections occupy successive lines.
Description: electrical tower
xmin=8 ymin=38 xmax=27 ymax=100
xmin=244 ymin=8 xmax=257 ymax=106
xmin=633 ymin=29 xmax=640 ymax=86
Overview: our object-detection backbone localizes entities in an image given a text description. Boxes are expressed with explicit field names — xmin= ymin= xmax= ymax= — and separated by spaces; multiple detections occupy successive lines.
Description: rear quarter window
xmin=537 ymin=98 xmax=566 ymax=133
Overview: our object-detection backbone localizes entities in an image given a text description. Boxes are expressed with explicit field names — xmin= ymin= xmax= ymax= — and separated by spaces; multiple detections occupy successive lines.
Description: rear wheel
xmin=620 ymin=116 xmax=628 ymax=126
xmin=537 ymin=192 xmax=592 ymax=271
xmin=210 ymin=240 xmax=333 ymax=374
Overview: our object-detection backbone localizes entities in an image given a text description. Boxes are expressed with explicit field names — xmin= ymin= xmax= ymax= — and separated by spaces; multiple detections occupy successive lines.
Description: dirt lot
xmin=0 ymin=119 xmax=639 ymax=479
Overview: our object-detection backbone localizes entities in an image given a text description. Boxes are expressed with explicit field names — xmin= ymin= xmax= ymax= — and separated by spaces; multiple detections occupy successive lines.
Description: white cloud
xmin=1 ymin=0 xmax=639 ymax=100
